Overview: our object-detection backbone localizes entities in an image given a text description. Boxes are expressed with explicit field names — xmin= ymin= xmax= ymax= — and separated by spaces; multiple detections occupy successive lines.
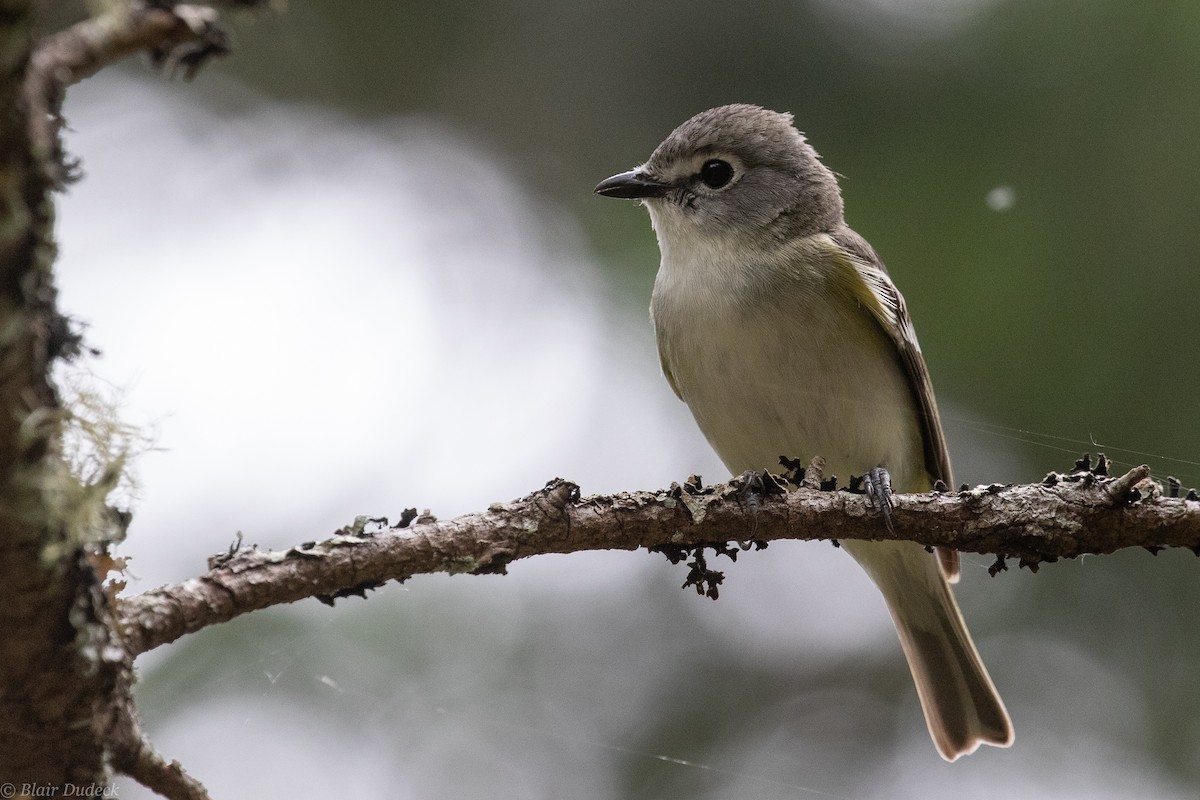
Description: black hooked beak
xmin=594 ymin=169 xmax=671 ymax=199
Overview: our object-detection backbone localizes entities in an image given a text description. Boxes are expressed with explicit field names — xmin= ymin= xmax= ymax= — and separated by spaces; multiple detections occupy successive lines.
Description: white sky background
xmin=54 ymin=73 xmax=1191 ymax=799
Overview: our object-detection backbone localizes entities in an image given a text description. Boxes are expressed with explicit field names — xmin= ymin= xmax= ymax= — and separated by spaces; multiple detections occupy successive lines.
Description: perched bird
xmin=595 ymin=104 xmax=1013 ymax=760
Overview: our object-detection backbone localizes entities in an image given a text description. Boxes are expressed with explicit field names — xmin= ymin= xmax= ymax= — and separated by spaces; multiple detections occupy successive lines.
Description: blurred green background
xmin=47 ymin=0 xmax=1200 ymax=797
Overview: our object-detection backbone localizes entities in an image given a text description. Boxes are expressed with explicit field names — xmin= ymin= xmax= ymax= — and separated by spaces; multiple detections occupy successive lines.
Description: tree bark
xmin=118 ymin=464 xmax=1200 ymax=658
xmin=0 ymin=0 xmax=120 ymax=787
xmin=0 ymin=2 xmax=237 ymax=794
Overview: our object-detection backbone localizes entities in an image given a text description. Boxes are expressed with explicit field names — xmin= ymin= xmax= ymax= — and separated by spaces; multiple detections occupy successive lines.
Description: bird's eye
xmin=699 ymin=159 xmax=734 ymax=189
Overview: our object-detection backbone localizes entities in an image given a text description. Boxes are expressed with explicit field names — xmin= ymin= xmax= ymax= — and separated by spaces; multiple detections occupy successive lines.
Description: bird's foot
xmin=861 ymin=466 xmax=895 ymax=533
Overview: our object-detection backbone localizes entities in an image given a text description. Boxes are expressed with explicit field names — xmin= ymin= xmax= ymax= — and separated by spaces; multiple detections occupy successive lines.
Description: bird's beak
xmin=594 ymin=169 xmax=671 ymax=199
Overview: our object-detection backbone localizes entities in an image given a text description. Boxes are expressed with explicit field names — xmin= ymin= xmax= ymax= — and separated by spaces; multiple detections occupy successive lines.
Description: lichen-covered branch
xmin=0 ymin=0 xmax=114 ymax=787
xmin=117 ymin=462 xmax=1200 ymax=657
xmin=115 ymin=733 xmax=214 ymax=800
xmin=23 ymin=2 xmax=245 ymax=186
xmin=0 ymin=2 xmax=261 ymax=796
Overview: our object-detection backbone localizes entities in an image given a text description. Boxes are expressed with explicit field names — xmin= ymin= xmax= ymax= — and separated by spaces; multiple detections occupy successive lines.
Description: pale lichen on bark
xmin=117 ymin=463 xmax=1200 ymax=658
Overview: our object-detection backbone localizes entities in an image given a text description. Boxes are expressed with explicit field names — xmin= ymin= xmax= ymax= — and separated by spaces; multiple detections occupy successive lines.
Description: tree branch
xmin=0 ymin=0 xmax=116 ymax=788
xmin=116 ymin=735 xmax=214 ymax=800
xmin=23 ymin=2 xmax=253 ymax=186
xmin=0 ymin=2 xmax=262 ymax=794
xmin=117 ymin=462 xmax=1200 ymax=657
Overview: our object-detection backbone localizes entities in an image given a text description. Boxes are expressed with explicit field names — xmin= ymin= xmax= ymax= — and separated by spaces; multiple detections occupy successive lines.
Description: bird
xmin=595 ymin=103 xmax=1013 ymax=760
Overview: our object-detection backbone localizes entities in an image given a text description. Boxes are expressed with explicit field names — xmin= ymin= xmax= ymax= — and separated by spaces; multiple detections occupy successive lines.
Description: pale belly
xmin=655 ymin=292 xmax=927 ymax=492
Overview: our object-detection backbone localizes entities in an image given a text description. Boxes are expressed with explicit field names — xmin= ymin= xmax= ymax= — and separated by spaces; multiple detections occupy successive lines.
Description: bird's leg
xmin=736 ymin=469 xmax=766 ymax=543
xmin=862 ymin=465 xmax=895 ymax=533
xmin=735 ymin=469 xmax=787 ymax=545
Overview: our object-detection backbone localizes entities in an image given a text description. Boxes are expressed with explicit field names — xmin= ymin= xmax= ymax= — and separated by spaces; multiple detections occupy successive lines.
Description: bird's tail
xmin=842 ymin=539 xmax=1014 ymax=760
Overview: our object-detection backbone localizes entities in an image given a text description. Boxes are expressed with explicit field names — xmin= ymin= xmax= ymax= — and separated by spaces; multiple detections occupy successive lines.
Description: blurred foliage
xmin=50 ymin=0 xmax=1200 ymax=796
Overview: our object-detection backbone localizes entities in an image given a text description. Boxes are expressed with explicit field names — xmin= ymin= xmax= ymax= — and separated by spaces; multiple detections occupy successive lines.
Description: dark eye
xmin=699 ymin=159 xmax=734 ymax=189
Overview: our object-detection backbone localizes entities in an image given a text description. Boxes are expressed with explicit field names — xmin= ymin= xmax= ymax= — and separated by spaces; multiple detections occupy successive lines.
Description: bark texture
xmin=118 ymin=464 xmax=1200 ymax=657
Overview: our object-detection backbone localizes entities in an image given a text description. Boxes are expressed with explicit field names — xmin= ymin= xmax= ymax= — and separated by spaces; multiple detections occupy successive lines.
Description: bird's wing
xmin=829 ymin=230 xmax=960 ymax=581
